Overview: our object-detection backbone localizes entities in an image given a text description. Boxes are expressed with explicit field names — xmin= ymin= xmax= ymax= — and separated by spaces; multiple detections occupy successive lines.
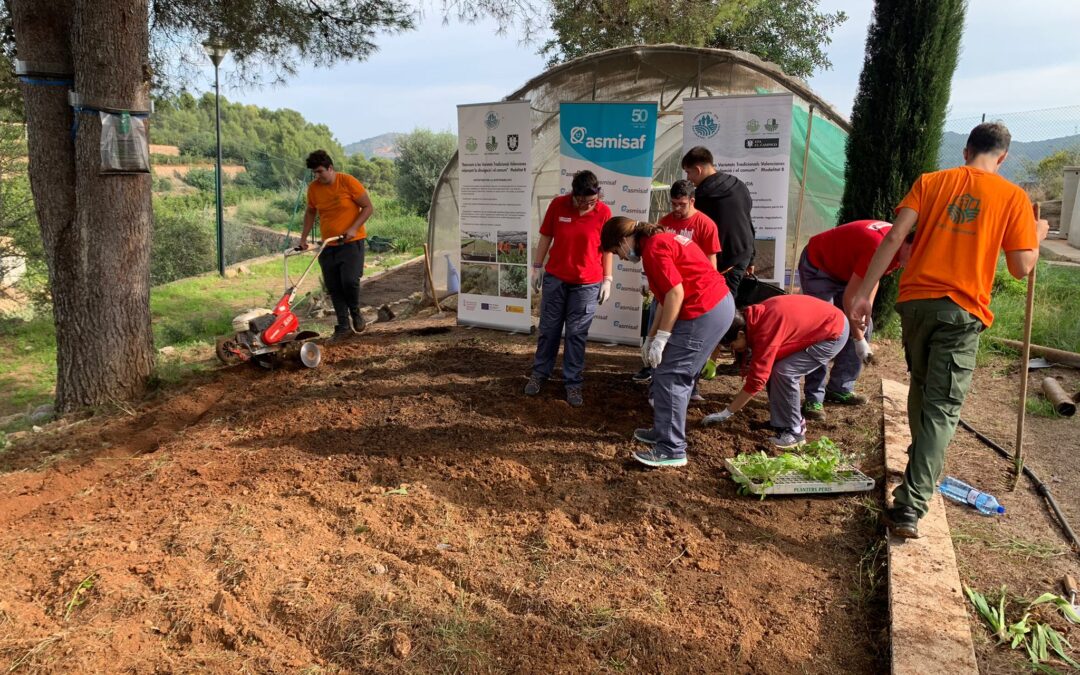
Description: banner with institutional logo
xmin=559 ymin=101 xmax=657 ymax=345
xmin=456 ymin=101 xmax=533 ymax=332
xmin=683 ymin=94 xmax=793 ymax=285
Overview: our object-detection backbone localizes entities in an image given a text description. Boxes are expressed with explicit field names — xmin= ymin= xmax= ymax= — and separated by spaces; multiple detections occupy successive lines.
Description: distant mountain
xmin=344 ymin=133 xmax=401 ymax=159
xmin=938 ymin=131 xmax=1080 ymax=182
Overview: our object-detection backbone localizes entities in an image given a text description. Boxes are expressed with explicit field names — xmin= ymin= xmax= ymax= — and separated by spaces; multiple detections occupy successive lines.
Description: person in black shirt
xmin=681 ymin=146 xmax=755 ymax=298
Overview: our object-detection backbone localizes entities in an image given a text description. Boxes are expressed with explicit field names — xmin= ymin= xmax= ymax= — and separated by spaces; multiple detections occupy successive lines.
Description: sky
xmin=226 ymin=1 xmax=1080 ymax=145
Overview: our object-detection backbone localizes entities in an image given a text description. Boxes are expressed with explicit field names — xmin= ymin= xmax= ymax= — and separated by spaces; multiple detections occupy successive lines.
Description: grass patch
xmin=1025 ymin=396 xmax=1061 ymax=419
xmin=984 ymin=259 xmax=1080 ymax=355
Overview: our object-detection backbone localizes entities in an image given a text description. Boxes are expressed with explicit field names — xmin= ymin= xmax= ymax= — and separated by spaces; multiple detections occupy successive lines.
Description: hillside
xmin=938 ymin=130 xmax=1080 ymax=181
xmin=344 ymin=132 xmax=401 ymax=159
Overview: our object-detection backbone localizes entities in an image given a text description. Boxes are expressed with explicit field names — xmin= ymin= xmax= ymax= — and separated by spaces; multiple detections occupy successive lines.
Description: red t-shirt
xmin=641 ymin=232 xmax=728 ymax=321
xmin=658 ymin=211 xmax=721 ymax=256
xmin=539 ymin=195 xmax=612 ymax=284
xmin=805 ymin=220 xmax=901 ymax=282
xmin=741 ymin=295 xmax=846 ymax=395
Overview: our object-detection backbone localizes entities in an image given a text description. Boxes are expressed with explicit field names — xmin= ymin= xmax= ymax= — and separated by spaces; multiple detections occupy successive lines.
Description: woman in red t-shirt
xmin=702 ymin=295 xmax=849 ymax=449
xmin=600 ymin=216 xmax=734 ymax=468
xmin=524 ymin=171 xmax=613 ymax=408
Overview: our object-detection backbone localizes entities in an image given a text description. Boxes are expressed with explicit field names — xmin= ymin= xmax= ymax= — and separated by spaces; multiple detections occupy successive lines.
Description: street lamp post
xmin=203 ymin=39 xmax=229 ymax=276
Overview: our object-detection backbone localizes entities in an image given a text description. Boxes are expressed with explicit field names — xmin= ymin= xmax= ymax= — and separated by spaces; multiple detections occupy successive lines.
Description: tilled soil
xmin=0 ymin=312 xmax=890 ymax=673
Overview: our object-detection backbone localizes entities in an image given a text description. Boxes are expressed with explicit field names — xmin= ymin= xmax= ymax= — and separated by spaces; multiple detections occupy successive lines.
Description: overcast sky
xmin=227 ymin=1 xmax=1080 ymax=145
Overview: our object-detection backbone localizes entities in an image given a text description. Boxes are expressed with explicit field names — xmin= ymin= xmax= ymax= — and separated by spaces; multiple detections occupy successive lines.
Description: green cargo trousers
xmin=894 ymin=298 xmax=982 ymax=517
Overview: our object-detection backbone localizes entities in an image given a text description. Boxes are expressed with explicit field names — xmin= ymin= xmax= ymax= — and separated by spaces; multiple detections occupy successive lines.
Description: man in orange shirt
xmin=851 ymin=123 xmax=1049 ymax=538
xmin=299 ymin=149 xmax=375 ymax=339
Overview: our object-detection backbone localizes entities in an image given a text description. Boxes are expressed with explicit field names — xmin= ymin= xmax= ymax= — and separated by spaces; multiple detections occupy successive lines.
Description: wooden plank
xmin=881 ymin=378 xmax=978 ymax=675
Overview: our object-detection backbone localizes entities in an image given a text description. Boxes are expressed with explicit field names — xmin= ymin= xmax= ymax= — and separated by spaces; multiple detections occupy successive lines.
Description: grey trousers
xmin=798 ymin=249 xmax=871 ymax=404
xmin=531 ymin=274 xmax=601 ymax=388
xmin=766 ymin=318 xmax=850 ymax=431
xmin=652 ymin=294 xmax=736 ymax=456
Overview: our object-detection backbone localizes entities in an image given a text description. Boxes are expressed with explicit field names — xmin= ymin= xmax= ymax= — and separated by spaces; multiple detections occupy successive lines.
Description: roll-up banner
xmin=559 ymin=101 xmax=658 ymax=346
xmin=682 ymin=94 xmax=793 ymax=285
xmin=456 ymin=101 xmax=533 ymax=332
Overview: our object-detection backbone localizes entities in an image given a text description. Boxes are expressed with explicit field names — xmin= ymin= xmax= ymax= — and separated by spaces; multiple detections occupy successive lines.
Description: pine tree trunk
xmin=838 ymin=0 xmax=966 ymax=325
xmin=11 ymin=0 xmax=154 ymax=411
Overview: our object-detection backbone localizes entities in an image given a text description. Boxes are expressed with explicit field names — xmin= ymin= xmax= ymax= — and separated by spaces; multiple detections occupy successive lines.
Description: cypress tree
xmin=838 ymin=0 xmax=967 ymax=324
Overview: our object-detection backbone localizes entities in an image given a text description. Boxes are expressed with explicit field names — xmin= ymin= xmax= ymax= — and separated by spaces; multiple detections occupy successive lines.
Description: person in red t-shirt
xmin=797 ymin=220 xmax=910 ymax=420
xmin=600 ymin=216 xmax=734 ymax=468
xmin=702 ymin=295 xmax=849 ymax=449
xmin=524 ymin=171 xmax=614 ymax=407
xmin=633 ymin=179 xmax=723 ymax=385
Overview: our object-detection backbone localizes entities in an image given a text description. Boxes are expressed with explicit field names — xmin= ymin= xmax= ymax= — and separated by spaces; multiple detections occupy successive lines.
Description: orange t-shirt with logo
xmin=306 ymin=173 xmax=368 ymax=244
xmin=895 ymin=166 xmax=1037 ymax=327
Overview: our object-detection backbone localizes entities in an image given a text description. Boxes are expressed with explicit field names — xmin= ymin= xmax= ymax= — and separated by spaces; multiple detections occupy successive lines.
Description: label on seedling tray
xmin=724 ymin=458 xmax=875 ymax=497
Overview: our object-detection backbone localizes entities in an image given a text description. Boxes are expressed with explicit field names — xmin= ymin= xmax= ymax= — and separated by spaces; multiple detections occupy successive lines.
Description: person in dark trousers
xmin=798 ymin=220 xmax=910 ymax=420
xmin=525 ymin=171 xmax=613 ymax=408
xmin=601 ymin=217 xmax=734 ymax=468
xmin=702 ymin=295 xmax=849 ymax=449
xmin=681 ymin=146 xmax=755 ymax=297
xmin=299 ymin=149 xmax=375 ymax=339
xmin=851 ymin=122 xmax=1049 ymax=539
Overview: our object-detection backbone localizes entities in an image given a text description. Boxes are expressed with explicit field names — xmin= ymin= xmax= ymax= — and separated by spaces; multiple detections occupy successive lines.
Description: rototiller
xmin=215 ymin=235 xmax=343 ymax=369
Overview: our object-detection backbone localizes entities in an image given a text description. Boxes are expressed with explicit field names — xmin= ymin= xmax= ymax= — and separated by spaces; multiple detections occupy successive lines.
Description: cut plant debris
xmin=964 ymin=585 xmax=1080 ymax=670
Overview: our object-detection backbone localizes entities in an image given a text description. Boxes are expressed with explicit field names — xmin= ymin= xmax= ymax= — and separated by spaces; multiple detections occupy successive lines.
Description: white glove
xmin=531 ymin=265 xmax=544 ymax=294
xmin=853 ymin=337 xmax=873 ymax=364
xmin=647 ymin=330 xmax=670 ymax=368
xmin=702 ymin=407 xmax=735 ymax=427
xmin=598 ymin=276 xmax=613 ymax=305
xmin=640 ymin=336 xmax=653 ymax=366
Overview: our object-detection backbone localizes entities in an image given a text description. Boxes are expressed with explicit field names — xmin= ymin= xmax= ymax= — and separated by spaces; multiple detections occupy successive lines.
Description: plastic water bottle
xmin=939 ymin=476 xmax=1005 ymax=515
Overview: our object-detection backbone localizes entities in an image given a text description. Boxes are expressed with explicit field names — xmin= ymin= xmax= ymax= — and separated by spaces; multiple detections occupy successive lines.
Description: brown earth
xmin=3 ymin=312 xmax=1077 ymax=673
xmin=0 ymin=310 xmax=891 ymax=674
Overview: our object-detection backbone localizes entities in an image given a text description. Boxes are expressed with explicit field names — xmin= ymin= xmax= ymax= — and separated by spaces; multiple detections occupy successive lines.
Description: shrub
xmin=183 ymin=167 xmax=217 ymax=191
xmin=151 ymin=205 xmax=215 ymax=285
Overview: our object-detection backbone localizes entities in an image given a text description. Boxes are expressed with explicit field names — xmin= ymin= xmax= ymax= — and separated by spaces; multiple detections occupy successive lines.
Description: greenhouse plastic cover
xmin=428 ymin=45 xmax=851 ymax=296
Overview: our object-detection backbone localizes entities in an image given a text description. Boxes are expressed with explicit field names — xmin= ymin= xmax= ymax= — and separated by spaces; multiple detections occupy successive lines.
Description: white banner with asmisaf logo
xmin=683 ymin=94 xmax=793 ymax=285
xmin=559 ymin=101 xmax=657 ymax=346
xmin=456 ymin=101 xmax=533 ymax=332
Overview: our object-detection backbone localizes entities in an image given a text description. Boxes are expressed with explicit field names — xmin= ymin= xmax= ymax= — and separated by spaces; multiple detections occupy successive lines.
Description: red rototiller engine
xmin=215 ymin=235 xmax=343 ymax=369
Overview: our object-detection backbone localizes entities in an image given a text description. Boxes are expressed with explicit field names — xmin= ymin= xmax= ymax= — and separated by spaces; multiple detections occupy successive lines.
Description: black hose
xmin=958 ymin=418 xmax=1080 ymax=555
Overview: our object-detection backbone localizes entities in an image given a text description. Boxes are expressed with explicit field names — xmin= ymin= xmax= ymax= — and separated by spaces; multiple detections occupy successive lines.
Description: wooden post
xmin=789 ymin=104 xmax=815 ymax=293
xmin=422 ymin=244 xmax=444 ymax=314
xmin=1013 ymin=202 xmax=1040 ymax=486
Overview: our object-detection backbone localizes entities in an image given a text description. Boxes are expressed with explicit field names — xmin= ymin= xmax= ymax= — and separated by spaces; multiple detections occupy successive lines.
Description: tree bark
xmin=11 ymin=0 xmax=155 ymax=411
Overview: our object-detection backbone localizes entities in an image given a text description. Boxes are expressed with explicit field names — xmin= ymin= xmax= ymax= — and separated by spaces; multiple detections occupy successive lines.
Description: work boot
xmin=632 ymin=446 xmax=687 ymax=468
xmin=331 ymin=324 xmax=352 ymax=341
xmin=566 ymin=386 xmax=584 ymax=408
xmin=524 ymin=374 xmax=545 ymax=396
xmin=350 ymin=310 xmax=366 ymax=334
xmin=803 ymin=400 xmax=826 ymax=421
xmin=825 ymin=390 xmax=867 ymax=405
xmin=633 ymin=427 xmax=658 ymax=445
xmin=883 ymin=505 xmax=921 ymax=539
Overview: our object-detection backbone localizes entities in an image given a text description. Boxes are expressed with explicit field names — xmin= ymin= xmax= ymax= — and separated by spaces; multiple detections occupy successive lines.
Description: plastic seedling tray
xmin=724 ymin=458 xmax=875 ymax=496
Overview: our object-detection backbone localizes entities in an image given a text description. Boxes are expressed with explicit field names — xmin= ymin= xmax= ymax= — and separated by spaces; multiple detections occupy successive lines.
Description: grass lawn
xmin=0 ymin=249 xmax=418 ymax=421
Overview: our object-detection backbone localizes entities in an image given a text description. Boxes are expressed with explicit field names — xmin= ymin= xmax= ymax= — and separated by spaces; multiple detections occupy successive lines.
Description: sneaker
xmin=633 ymin=427 xmax=658 ymax=445
xmin=524 ymin=375 xmax=545 ymax=396
xmin=632 ymin=367 xmax=653 ymax=384
xmin=689 ymin=391 xmax=705 ymax=403
xmin=883 ymin=505 xmax=921 ymax=539
xmin=803 ymin=400 xmax=825 ymax=421
xmin=770 ymin=428 xmax=806 ymax=449
xmin=632 ymin=446 xmax=687 ymax=468
xmin=350 ymin=311 xmax=367 ymax=333
xmin=824 ymin=390 xmax=867 ymax=405
xmin=566 ymin=386 xmax=584 ymax=408
xmin=700 ymin=359 xmax=717 ymax=380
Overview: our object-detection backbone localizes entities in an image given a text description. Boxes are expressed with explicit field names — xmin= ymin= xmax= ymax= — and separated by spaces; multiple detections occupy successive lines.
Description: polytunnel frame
xmin=427 ymin=44 xmax=853 ymax=297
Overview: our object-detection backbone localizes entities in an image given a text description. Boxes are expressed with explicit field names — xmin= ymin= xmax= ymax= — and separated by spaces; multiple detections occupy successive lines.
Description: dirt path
xmin=361 ymin=258 xmax=425 ymax=309
xmin=0 ymin=311 xmax=889 ymax=673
